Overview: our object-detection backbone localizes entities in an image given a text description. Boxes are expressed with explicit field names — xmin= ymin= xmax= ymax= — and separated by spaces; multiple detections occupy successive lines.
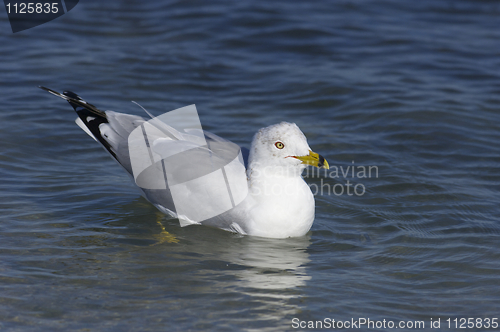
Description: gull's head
xmin=248 ymin=122 xmax=329 ymax=176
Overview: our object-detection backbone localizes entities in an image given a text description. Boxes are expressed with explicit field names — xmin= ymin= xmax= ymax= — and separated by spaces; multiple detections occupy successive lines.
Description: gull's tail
xmin=39 ymin=86 xmax=117 ymax=160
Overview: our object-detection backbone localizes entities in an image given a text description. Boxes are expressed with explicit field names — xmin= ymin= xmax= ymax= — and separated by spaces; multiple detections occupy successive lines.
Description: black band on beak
xmin=318 ymin=155 xmax=326 ymax=168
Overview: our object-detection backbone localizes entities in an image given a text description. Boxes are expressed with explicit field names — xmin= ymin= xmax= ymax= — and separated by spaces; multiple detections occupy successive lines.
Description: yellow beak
xmin=294 ymin=150 xmax=329 ymax=169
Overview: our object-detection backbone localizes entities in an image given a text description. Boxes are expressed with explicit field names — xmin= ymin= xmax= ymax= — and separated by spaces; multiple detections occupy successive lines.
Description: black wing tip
xmin=62 ymin=90 xmax=81 ymax=100
xmin=39 ymin=86 xmax=81 ymax=100
xmin=39 ymin=86 xmax=105 ymax=118
xmin=39 ymin=86 xmax=62 ymax=97
xmin=39 ymin=85 xmax=116 ymax=159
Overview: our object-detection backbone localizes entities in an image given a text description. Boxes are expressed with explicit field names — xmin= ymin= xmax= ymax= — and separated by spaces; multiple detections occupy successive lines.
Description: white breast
xmin=244 ymin=175 xmax=315 ymax=238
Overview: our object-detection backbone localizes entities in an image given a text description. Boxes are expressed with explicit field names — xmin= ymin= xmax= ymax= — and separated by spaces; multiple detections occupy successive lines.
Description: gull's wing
xmin=39 ymin=86 xmax=146 ymax=173
xmin=40 ymin=87 xmax=249 ymax=226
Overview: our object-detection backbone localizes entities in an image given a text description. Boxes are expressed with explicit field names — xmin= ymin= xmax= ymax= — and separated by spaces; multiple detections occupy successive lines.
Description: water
xmin=1 ymin=0 xmax=500 ymax=330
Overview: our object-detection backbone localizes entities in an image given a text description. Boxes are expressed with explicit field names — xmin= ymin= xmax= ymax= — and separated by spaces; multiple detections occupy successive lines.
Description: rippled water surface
xmin=1 ymin=0 xmax=500 ymax=331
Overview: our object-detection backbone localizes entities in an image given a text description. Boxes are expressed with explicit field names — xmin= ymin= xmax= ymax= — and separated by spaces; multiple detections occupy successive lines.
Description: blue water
xmin=1 ymin=0 xmax=500 ymax=331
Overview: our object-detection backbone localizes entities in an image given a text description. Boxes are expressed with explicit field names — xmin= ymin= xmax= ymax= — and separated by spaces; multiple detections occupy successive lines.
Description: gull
xmin=40 ymin=87 xmax=329 ymax=238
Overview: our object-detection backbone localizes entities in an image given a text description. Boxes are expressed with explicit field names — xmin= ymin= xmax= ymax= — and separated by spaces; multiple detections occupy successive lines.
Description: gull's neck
xmin=247 ymin=162 xmax=305 ymax=186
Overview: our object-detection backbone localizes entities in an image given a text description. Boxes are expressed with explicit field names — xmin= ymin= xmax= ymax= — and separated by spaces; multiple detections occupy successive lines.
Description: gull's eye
xmin=275 ymin=141 xmax=285 ymax=149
